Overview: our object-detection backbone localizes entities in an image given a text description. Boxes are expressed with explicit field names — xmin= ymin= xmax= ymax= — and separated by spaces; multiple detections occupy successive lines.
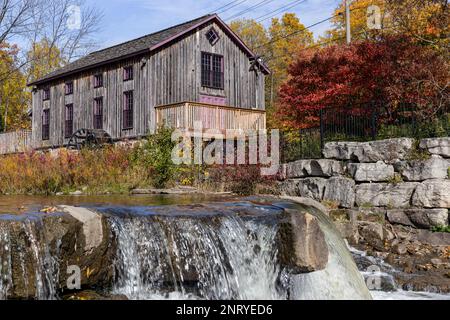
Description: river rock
xmin=334 ymin=221 xmax=359 ymax=245
xmin=323 ymin=138 xmax=414 ymax=163
xmin=285 ymin=159 xmax=343 ymax=178
xmin=397 ymin=155 xmax=449 ymax=181
xmin=278 ymin=210 xmax=329 ymax=273
xmin=347 ymin=161 xmax=395 ymax=182
xmin=420 ymin=137 xmax=450 ymax=158
xmin=416 ymin=229 xmax=450 ymax=246
xmin=407 ymin=209 xmax=448 ymax=228
xmin=355 ymin=182 xmax=418 ymax=208
xmin=358 ymin=221 xmax=385 ymax=251
xmin=412 ymin=179 xmax=450 ymax=208
xmin=323 ymin=176 xmax=356 ymax=208
xmin=387 ymin=209 xmax=448 ymax=228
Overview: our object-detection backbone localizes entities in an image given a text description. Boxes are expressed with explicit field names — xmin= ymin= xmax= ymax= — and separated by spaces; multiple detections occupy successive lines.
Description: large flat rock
xmin=323 ymin=138 xmax=415 ymax=163
xmin=387 ymin=208 xmax=449 ymax=228
xmin=281 ymin=177 xmax=355 ymax=208
xmin=285 ymin=159 xmax=344 ymax=178
xmin=323 ymin=176 xmax=356 ymax=208
xmin=412 ymin=179 xmax=450 ymax=208
xmin=396 ymin=155 xmax=449 ymax=181
xmin=347 ymin=161 xmax=395 ymax=182
xmin=355 ymin=182 xmax=419 ymax=208
xmin=420 ymin=137 xmax=450 ymax=158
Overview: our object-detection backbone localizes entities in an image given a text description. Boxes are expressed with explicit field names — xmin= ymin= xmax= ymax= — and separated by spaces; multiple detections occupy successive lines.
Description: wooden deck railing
xmin=155 ymin=101 xmax=266 ymax=132
xmin=0 ymin=130 xmax=32 ymax=155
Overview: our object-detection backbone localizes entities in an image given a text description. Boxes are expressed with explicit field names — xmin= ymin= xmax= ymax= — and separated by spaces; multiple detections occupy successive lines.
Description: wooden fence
xmin=0 ymin=130 xmax=33 ymax=155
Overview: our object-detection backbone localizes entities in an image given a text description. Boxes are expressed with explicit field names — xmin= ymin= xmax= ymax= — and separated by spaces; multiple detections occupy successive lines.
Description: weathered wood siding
xmin=0 ymin=130 xmax=32 ymax=154
xmin=147 ymin=21 xmax=265 ymax=132
xmin=31 ymin=20 xmax=266 ymax=149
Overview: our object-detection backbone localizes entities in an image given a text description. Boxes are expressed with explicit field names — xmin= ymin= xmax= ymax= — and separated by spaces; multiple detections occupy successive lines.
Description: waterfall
xmin=0 ymin=224 xmax=13 ymax=300
xmin=107 ymin=201 xmax=371 ymax=300
xmin=0 ymin=199 xmax=375 ymax=300
xmin=0 ymin=216 xmax=59 ymax=300
xmin=109 ymin=213 xmax=283 ymax=300
xmin=288 ymin=219 xmax=372 ymax=300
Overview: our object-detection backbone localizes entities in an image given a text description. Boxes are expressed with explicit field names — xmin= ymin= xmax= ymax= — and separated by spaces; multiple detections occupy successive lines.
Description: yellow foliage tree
xmin=322 ymin=0 xmax=388 ymax=43
xmin=230 ymin=14 xmax=314 ymax=128
xmin=229 ymin=19 xmax=270 ymax=55
xmin=266 ymin=14 xmax=314 ymax=128
xmin=386 ymin=0 xmax=449 ymax=51
xmin=324 ymin=0 xmax=448 ymax=50
xmin=27 ymin=39 xmax=64 ymax=83
xmin=0 ymin=44 xmax=29 ymax=131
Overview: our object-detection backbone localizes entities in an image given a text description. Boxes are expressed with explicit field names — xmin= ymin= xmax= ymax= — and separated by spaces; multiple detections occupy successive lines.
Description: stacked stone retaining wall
xmin=280 ymin=137 xmax=450 ymax=230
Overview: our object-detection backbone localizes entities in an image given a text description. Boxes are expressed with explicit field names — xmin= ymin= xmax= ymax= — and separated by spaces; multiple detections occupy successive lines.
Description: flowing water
xmin=108 ymin=213 xmax=281 ymax=299
xmin=0 ymin=216 xmax=60 ymax=300
xmin=0 ymin=194 xmax=231 ymax=215
xmin=102 ymin=201 xmax=372 ymax=300
xmin=0 ymin=195 xmax=447 ymax=300
xmin=350 ymin=246 xmax=450 ymax=300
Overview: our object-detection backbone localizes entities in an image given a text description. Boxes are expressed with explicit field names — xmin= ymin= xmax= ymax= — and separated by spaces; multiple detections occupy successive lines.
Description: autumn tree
xmin=229 ymin=19 xmax=269 ymax=56
xmin=1 ymin=0 xmax=102 ymax=82
xmin=0 ymin=0 xmax=102 ymax=132
xmin=386 ymin=0 xmax=449 ymax=51
xmin=277 ymin=36 xmax=449 ymax=129
xmin=324 ymin=0 xmax=449 ymax=51
xmin=0 ymin=43 xmax=28 ymax=131
xmin=323 ymin=0 xmax=388 ymax=43
xmin=26 ymin=38 xmax=64 ymax=83
xmin=230 ymin=13 xmax=314 ymax=128
xmin=267 ymin=13 xmax=314 ymax=96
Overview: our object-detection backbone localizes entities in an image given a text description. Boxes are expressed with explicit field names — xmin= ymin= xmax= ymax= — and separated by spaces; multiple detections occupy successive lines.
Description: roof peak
xmin=89 ymin=14 xmax=215 ymax=56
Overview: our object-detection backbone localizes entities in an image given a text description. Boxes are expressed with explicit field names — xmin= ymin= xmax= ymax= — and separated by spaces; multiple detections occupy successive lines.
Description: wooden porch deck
xmin=155 ymin=101 xmax=266 ymax=135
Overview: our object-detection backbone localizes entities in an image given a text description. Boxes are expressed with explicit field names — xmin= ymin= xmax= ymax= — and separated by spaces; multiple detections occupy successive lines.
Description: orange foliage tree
xmin=277 ymin=36 xmax=449 ymax=129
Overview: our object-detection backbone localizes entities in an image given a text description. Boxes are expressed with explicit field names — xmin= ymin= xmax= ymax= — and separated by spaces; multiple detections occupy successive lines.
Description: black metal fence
xmin=281 ymin=103 xmax=449 ymax=162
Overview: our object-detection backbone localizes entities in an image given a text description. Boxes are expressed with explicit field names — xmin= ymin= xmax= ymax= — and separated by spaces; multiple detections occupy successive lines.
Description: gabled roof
xmin=28 ymin=14 xmax=269 ymax=86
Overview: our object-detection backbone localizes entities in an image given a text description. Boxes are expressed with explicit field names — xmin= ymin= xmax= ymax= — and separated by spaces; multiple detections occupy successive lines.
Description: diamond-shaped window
xmin=206 ymin=28 xmax=219 ymax=46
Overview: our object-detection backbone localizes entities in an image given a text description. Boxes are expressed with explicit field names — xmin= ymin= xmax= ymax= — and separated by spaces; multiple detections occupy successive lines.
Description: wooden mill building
xmin=26 ymin=14 xmax=268 ymax=150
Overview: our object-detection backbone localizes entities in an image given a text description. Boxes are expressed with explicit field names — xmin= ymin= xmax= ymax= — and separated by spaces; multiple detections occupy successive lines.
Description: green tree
xmin=133 ymin=127 xmax=177 ymax=188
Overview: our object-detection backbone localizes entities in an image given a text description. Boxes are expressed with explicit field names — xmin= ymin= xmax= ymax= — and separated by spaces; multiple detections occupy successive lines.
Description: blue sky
xmin=86 ymin=0 xmax=341 ymax=49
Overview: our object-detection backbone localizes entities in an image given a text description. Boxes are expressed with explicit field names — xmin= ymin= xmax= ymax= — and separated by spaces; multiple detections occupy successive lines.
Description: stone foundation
xmin=280 ymin=137 xmax=450 ymax=230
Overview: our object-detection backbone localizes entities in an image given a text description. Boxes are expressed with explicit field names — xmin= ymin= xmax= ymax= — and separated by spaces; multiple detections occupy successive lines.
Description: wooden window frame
xmin=42 ymin=109 xmax=50 ymax=140
xmin=43 ymin=88 xmax=50 ymax=101
xmin=206 ymin=27 xmax=219 ymax=46
xmin=123 ymin=66 xmax=133 ymax=81
xmin=201 ymin=52 xmax=224 ymax=90
xmin=65 ymin=82 xmax=74 ymax=95
xmin=64 ymin=104 xmax=74 ymax=138
xmin=94 ymin=74 xmax=103 ymax=88
xmin=122 ymin=90 xmax=133 ymax=130
xmin=93 ymin=97 xmax=103 ymax=130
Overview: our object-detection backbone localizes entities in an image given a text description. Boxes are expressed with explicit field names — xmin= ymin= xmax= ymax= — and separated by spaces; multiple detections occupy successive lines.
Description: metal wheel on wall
xmin=67 ymin=128 xmax=113 ymax=150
